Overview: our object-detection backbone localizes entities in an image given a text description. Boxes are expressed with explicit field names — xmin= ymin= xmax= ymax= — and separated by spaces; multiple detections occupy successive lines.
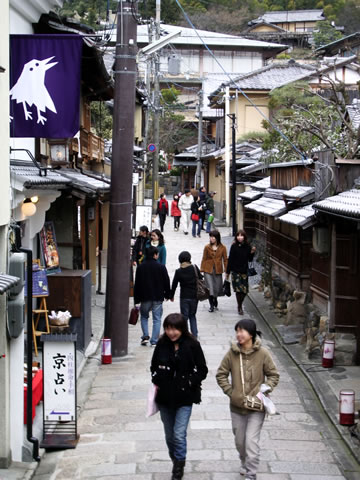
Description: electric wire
xmin=173 ymin=0 xmax=308 ymax=162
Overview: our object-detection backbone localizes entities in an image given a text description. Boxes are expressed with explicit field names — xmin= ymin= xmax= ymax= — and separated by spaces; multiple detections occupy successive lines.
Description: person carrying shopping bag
xmin=200 ymin=230 xmax=228 ymax=312
xmin=150 ymin=313 xmax=208 ymax=480
xmin=216 ymin=318 xmax=279 ymax=480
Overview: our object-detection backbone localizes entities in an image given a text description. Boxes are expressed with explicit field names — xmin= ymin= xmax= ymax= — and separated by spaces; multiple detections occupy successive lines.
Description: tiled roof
xmin=221 ymin=62 xmax=316 ymax=92
xmin=0 ymin=274 xmax=20 ymax=294
xmin=137 ymin=24 xmax=287 ymax=49
xmin=11 ymin=164 xmax=72 ymax=189
xmin=346 ymin=99 xmax=360 ymax=130
xmin=284 ymin=186 xmax=315 ymax=201
xmin=59 ymin=169 xmax=110 ymax=194
xmin=238 ymin=190 xmax=263 ymax=201
xmin=250 ymin=176 xmax=271 ymax=190
xmin=278 ymin=204 xmax=316 ymax=228
xmin=245 ymin=197 xmax=287 ymax=216
xmin=251 ymin=10 xmax=324 ymax=24
xmin=313 ymin=189 xmax=360 ymax=219
xmin=238 ymin=162 xmax=265 ymax=174
xmin=268 ymin=159 xmax=313 ymax=168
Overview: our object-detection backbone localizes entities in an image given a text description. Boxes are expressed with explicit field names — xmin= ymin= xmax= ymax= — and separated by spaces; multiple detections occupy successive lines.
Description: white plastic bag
xmin=257 ymin=384 xmax=278 ymax=415
xmin=153 ymin=215 xmax=160 ymax=229
xmin=146 ymin=383 xmax=159 ymax=417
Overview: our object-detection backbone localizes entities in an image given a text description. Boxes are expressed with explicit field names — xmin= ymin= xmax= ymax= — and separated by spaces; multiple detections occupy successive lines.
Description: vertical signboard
xmin=43 ymin=340 xmax=75 ymax=422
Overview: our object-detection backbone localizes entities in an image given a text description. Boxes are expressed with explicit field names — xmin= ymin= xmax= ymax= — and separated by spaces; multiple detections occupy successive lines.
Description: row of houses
xmin=1 ymin=1 xmax=359 ymax=469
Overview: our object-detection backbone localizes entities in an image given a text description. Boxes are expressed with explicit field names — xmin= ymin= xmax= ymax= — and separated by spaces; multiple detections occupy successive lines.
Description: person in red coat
xmin=157 ymin=193 xmax=169 ymax=232
xmin=171 ymin=193 xmax=181 ymax=231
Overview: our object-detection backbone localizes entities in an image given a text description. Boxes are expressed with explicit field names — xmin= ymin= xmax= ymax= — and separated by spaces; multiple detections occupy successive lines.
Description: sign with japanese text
xmin=135 ymin=205 xmax=152 ymax=232
xmin=43 ymin=341 xmax=76 ymax=422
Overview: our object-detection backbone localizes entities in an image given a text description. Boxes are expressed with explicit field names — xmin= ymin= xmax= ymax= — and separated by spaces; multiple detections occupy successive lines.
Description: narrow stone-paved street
xmin=30 ymin=221 xmax=360 ymax=480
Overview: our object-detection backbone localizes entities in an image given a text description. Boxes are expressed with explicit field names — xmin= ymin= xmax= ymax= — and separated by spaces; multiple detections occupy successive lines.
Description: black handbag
xmin=193 ymin=265 xmax=210 ymax=301
xmin=247 ymin=261 xmax=257 ymax=277
xmin=222 ymin=279 xmax=231 ymax=297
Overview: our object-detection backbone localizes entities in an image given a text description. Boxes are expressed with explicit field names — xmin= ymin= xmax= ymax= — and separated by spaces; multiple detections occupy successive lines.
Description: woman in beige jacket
xmin=200 ymin=230 xmax=228 ymax=312
xmin=216 ymin=318 xmax=279 ymax=480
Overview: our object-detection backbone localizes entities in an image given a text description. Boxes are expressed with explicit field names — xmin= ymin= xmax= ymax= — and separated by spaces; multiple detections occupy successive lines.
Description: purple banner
xmin=10 ymin=35 xmax=83 ymax=138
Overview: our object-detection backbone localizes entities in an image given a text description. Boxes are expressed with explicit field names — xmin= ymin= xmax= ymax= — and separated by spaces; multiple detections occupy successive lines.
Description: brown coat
xmin=216 ymin=337 xmax=279 ymax=415
xmin=200 ymin=244 xmax=228 ymax=274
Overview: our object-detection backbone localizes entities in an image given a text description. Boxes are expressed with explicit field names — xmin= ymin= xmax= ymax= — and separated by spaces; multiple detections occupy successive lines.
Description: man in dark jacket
xmin=132 ymin=225 xmax=149 ymax=265
xmin=205 ymin=191 xmax=216 ymax=233
xmin=134 ymin=246 xmax=171 ymax=346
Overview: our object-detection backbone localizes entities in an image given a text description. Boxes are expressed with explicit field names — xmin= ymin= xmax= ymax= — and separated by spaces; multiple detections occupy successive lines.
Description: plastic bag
xmin=146 ymin=383 xmax=159 ymax=417
xmin=257 ymin=384 xmax=277 ymax=415
xmin=153 ymin=215 xmax=160 ymax=229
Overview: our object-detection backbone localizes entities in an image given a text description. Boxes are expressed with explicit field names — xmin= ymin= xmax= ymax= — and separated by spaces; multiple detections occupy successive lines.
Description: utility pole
xmin=225 ymin=86 xmax=231 ymax=226
xmin=152 ymin=0 xmax=161 ymax=212
xmin=104 ymin=0 xmax=137 ymax=357
xmin=195 ymin=89 xmax=203 ymax=190
xmin=142 ymin=20 xmax=153 ymax=205
xmin=230 ymin=113 xmax=237 ymax=236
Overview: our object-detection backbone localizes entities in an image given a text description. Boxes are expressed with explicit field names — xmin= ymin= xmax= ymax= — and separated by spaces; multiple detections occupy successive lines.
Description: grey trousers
xmin=230 ymin=410 xmax=265 ymax=478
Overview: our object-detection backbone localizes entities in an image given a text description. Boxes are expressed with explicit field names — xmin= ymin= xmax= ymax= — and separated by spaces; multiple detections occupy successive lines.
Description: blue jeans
xmin=159 ymin=405 xmax=192 ymax=461
xmin=191 ymin=220 xmax=201 ymax=237
xmin=140 ymin=301 xmax=163 ymax=345
xmin=180 ymin=298 xmax=198 ymax=337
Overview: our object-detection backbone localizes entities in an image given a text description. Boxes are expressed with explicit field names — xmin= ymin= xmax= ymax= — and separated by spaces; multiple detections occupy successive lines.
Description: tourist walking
xmin=134 ymin=246 xmax=171 ymax=346
xmin=200 ymin=230 xmax=228 ymax=312
xmin=199 ymin=186 xmax=207 ymax=230
xmin=150 ymin=313 xmax=208 ymax=479
xmin=132 ymin=225 xmax=149 ymax=266
xmin=157 ymin=193 xmax=169 ymax=232
xmin=226 ymin=229 xmax=256 ymax=315
xmin=171 ymin=193 xmax=181 ymax=231
xmin=205 ymin=191 xmax=216 ymax=233
xmin=191 ymin=195 xmax=203 ymax=238
xmin=170 ymin=251 xmax=200 ymax=337
xmin=178 ymin=189 xmax=193 ymax=235
xmin=146 ymin=229 xmax=167 ymax=265
xmin=216 ymin=318 xmax=279 ymax=480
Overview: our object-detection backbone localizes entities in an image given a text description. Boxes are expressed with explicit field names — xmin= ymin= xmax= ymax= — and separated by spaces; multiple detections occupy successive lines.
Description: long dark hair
xmin=234 ymin=229 xmax=248 ymax=244
xmin=209 ymin=230 xmax=222 ymax=245
xmin=151 ymin=229 xmax=164 ymax=245
xmin=235 ymin=318 xmax=262 ymax=343
xmin=160 ymin=313 xmax=194 ymax=342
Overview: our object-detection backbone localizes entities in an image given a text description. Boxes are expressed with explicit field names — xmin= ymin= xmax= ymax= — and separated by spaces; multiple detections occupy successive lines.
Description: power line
xmin=173 ymin=0 xmax=308 ymax=162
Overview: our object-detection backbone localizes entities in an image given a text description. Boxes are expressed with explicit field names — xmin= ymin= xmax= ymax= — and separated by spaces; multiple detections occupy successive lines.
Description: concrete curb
xmin=247 ymin=288 xmax=360 ymax=465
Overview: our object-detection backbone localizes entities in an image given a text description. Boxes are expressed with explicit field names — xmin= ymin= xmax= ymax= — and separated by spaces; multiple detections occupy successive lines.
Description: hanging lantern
xmin=21 ymin=198 xmax=37 ymax=217
xmin=339 ymin=389 xmax=355 ymax=425
xmin=322 ymin=339 xmax=335 ymax=368
xmin=101 ymin=338 xmax=112 ymax=364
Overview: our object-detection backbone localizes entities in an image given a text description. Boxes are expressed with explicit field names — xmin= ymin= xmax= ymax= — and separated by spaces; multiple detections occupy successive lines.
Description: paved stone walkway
xmin=6 ymin=220 xmax=360 ymax=479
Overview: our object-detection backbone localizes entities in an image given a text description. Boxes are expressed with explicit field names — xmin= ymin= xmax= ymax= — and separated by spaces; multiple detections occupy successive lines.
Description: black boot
xmin=208 ymin=295 xmax=214 ymax=312
xmin=213 ymin=297 xmax=218 ymax=309
xmin=171 ymin=459 xmax=185 ymax=480
xmin=236 ymin=292 xmax=245 ymax=315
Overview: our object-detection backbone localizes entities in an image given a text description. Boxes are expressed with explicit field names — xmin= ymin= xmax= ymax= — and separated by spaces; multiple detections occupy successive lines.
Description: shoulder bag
xmin=247 ymin=261 xmax=257 ymax=277
xmin=239 ymin=353 xmax=264 ymax=412
xmin=193 ymin=265 xmax=210 ymax=301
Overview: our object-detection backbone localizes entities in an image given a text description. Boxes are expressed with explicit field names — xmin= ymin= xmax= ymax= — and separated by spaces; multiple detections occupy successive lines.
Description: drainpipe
xmin=12 ymin=226 xmax=40 ymax=461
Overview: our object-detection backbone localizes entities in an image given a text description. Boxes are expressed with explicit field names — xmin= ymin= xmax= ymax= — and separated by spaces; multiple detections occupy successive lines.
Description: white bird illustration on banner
xmin=10 ymin=56 xmax=58 ymax=125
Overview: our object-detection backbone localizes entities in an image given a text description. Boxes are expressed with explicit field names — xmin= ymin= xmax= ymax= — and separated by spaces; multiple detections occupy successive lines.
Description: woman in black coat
xmin=226 ymin=229 xmax=256 ymax=315
xmin=151 ymin=313 xmax=208 ymax=480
